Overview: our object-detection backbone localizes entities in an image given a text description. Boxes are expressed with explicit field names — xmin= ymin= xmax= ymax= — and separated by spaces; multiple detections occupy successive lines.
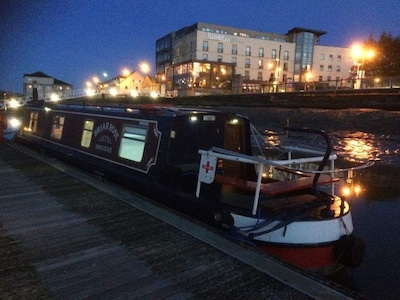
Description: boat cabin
xmin=18 ymin=100 xmax=255 ymax=198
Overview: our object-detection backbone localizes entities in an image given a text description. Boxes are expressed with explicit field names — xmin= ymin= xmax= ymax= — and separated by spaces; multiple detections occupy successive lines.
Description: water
xmin=234 ymin=107 xmax=400 ymax=300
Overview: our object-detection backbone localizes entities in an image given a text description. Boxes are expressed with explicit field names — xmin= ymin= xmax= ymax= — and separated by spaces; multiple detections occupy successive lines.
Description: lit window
xmin=25 ymin=111 xmax=38 ymax=132
xmin=258 ymin=59 xmax=263 ymax=69
xmin=51 ymin=115 xmax=65 ymax=140
xmin=81 ymin=120 xmax=94 ymax=148
xmin=119 ymin=125 xmax=147 ymax=162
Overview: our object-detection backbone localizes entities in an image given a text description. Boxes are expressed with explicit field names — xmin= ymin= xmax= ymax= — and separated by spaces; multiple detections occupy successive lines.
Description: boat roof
xmin=26 ymin=97 xmax=231 ymax=118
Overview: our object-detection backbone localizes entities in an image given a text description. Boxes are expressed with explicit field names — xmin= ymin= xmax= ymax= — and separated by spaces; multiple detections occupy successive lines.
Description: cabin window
xmin=81 ymin=119 xmax=94 ymax=148
xmin=119 ymin=125 xmax=147 ymax=162
xmin=51 ymin=115 xmax=65 ymax=140
xmin=26 ymin=111 xmax=39 ymax=132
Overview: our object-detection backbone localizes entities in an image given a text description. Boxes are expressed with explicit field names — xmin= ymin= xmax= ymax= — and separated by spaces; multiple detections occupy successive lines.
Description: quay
xmin=0 ymin=141 xmax=358 ymax=299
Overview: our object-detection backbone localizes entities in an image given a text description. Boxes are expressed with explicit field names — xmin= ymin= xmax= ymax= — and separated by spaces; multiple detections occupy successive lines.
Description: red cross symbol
xmin=202 ymin=161 xmax=214 ymax=173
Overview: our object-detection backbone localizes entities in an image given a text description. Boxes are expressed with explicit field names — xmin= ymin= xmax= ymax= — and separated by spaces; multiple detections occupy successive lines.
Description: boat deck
xmin=0 ymin=141 xmax=356 ymax=299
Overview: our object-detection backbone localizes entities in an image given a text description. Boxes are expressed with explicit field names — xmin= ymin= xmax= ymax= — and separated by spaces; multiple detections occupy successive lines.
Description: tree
xmin=365 ymin=32 xmax=400 ymax=77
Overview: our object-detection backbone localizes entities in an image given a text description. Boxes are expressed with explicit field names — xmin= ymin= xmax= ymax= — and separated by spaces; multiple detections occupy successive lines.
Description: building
xmin=23 ymin=71 xmax=73 ymax=100
xmin=99 ymin=70 xmax=159 ymax=97
xmin=156 ymin=22 xmax=353 ymax=96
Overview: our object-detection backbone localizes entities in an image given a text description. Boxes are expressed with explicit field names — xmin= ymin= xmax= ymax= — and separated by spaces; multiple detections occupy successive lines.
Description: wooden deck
xmin=0 ymin=141 xmax=356 ymax=299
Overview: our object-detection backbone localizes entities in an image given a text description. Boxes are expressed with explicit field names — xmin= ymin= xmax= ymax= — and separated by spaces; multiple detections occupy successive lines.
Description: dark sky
xmin=1 ymin=0 xmax=399 ymax=93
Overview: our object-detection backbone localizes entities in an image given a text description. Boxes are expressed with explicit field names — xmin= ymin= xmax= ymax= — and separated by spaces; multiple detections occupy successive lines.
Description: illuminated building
xmin=23 ymin=71 xmax=73 ymax=100
xmin=156 ymin=22 xmax=353 ymax=96
xmin=99 ymin=70 xmax=158 ymax=97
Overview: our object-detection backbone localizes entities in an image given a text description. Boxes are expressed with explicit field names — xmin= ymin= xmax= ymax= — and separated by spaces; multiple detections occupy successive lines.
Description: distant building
xmin=23 ymin=71 xmax=73 ymax=100
xmin=156 ymin=22 xmax=353 ymax=96
xmin=99 ymin=70 xmax=159 ymax=97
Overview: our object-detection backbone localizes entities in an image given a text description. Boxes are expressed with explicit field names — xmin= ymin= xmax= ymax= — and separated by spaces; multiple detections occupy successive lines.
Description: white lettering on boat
xmin=94 ymin=122 xmax=120 ymax=141
xmin=95 ymin=144 xmax=112 ymax=153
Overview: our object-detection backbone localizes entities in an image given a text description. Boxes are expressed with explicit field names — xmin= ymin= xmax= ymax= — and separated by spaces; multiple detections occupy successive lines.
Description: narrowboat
xmin=15 ymin=97 xmax=371 ymax=273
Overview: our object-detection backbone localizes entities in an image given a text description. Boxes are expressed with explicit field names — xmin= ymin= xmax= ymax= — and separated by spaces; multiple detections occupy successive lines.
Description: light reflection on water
xmin=264 ymin=129 xmax=400 ymax=165
xmin=332 ymin=131 xmax=400 ymax=164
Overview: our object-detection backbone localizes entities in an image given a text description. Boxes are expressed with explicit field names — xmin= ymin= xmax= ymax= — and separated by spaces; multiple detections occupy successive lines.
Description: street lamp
xmin=351 ymin=44 xmax=375 ymax=89
xmin=304 ymin=71 xmax=313 ymax=91
xmin=121 ymin=68 xmax=131 ymax=77
xmin=139 ymin=62 xmax=150 ymax=74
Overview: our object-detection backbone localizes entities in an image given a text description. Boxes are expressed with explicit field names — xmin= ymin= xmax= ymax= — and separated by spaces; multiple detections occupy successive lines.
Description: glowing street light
xmin=85 ymin=89 xmax=95 ymax=97
xmin=351 ymin=44 xmax=375 ymax=89
xmin=50 ymin=93 xmax=60 ymax=101
xmin=109 ymin=87 xmax=118 ymax=96
xmin=121 ymin=68 xmax=131 ymax=77
xmin=139 ymin=62 xmax=150 ymax=74
xmin=305 ymin=71 xmax=313 ymax=82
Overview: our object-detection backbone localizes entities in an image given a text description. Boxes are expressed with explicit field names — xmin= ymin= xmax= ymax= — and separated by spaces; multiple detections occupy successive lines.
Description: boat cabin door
xmin=223 ymin=121 xmax=256 ymax=181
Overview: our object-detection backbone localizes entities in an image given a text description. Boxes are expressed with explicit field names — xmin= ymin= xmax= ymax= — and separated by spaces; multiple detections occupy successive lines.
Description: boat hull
xmin=259 ymin=242 xmax=338 ymax=271
xmin=230 ymin=205 xmax=355 ymax=272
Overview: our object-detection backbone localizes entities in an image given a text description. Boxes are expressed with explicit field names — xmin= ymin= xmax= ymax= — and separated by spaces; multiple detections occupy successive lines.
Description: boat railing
xmin=196 ymin=147 xmax=339 ymax=216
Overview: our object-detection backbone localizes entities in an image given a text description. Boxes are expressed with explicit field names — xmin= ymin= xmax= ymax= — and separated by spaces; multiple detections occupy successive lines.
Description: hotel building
xmin=156 ymin=22 xmax=353 ymax=96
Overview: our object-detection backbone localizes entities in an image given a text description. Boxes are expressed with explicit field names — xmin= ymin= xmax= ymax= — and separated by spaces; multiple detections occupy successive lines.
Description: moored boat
xmin=15 ymin=97 xmax=372 ymax=273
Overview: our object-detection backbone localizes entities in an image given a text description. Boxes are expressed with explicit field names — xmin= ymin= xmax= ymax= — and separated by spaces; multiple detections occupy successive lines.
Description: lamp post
xmin=351 ymin=45 xmax=375 ymax=89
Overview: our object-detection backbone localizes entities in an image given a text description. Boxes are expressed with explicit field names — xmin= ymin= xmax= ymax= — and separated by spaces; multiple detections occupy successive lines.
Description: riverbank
xmin=173 ymin=89 xmax=400 ymax=110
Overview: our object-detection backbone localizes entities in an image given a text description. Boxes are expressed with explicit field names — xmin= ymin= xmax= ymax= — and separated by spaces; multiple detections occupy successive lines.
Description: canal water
xmin=4 ymin=107 xmax=400 ymax=299
xmin=225 ymin=106 xmax=400 ymax=300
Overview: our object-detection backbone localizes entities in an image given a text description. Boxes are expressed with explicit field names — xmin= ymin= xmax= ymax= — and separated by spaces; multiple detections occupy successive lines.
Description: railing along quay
xmin=0 ymin=141 xmax=360 ymax=299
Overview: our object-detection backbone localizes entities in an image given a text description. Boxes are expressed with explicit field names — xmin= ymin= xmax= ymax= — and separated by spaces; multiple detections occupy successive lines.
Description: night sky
xmin=1 ymin=0 xmax=399 ymax=93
